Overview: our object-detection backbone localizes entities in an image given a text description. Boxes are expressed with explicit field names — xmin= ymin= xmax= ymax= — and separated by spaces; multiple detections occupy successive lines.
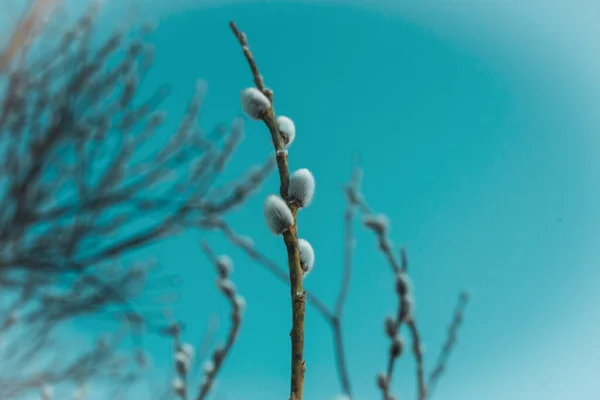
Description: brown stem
xmin=199 ymin=216 xmax=333 ymax=320
xmin=331 ymin=317 xmax=352 ymax=397
xmin=328 ymin=165 xmax=362 ymax=398
xmin=407 ymin=319 xmax=426 ymax=400
xmin=283 ymin=213 xmax=306 ymax=400
xmin=229 ymin=21 xmax=306 ymax=400
xmin=196 ymin=241 xmax=245 ymax=400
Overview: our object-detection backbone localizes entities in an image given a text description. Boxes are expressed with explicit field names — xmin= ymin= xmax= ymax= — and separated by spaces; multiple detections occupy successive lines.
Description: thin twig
xmin=229 ymin=21 xmax=306 ymax=400
xmin=407 ymin=319 xmax=426 ymax=400
xmin=329 ymin=160 xmax=364 ymax=399
xmin=196 ymin=241 xmax=245 ymax=400
xmin=198 ymin=217 xmax=333 ymax=321
xmin=0 ymin=4 xmax=270 ymax=396
xmin=361 ymin=192 xmax=428 ymax=400
xmin=377 ymin=247 xmax=411 ymax=400
xmin=201 ymin=215 xmax=355 ymax=398
xmin=427 ymin=291 xmax=469 ymax=396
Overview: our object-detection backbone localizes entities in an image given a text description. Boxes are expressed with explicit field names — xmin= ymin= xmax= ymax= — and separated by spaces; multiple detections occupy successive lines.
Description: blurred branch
xmin=195 ymin=241 xmax=245 ymax=400
xmin=211 ymin=160 xmax=469 ymax=400
xmin=427 ymin=291 xmax=470 ymax=396
xmin=0 ymin=2 xmax=271 ymax=397
xmin=197 ymin=217 xmax=333 ymax=320
xmin=165 ymin=243 xmax=245 ymax=400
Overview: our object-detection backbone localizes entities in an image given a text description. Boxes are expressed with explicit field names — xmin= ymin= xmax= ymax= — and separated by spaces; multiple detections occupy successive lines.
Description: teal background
xmin=21 ymin=0 xmax=600 ymax=399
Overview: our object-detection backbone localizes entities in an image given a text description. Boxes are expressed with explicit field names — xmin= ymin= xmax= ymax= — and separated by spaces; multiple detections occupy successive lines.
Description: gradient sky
xmin=48 ymin=1 xmax=600 ymax=399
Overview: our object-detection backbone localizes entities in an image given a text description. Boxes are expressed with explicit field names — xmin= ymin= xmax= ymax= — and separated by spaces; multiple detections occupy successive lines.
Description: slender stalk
xmin=329 ymin=163 xmax=363 ymax=398
xmin=427 ymin=291 xmax=470 ymax=397
xmin=406 ymin=318 xmax=426 ymax=400
xmin=229 ymin=22 xmax=306 ymax=400
xmin=196 ymin=241 xmax=245 ymax=400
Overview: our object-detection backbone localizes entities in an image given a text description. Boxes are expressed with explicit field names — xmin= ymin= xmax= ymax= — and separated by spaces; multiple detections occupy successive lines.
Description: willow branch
xmin=407 ymin=318 xmax=426 ymax=400
xmin=197 ymin=217 xmax=333 ymax=321
xmin=328 ymin=161 xmax=364 ymax=399
xmin=363 ymin=206 xmax=427 ymax=400
xmin=427 ymin=291 xmax=470 ymax=396
xmin=229 ymin=21 xmax=306 ymax=400
xmin=196 ymin=241 xmax=245 ymax=400
xmin=0 ymin=3 xmax=270 ymax=397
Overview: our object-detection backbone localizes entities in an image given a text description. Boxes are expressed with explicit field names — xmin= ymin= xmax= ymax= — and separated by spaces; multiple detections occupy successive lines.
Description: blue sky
xmin=52 ymin=0 xmax=600 ymax=399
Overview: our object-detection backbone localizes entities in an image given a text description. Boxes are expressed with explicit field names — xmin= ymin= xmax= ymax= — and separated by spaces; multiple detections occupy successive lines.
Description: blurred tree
xmin=0 ymin=1 xmax=273 ymax=398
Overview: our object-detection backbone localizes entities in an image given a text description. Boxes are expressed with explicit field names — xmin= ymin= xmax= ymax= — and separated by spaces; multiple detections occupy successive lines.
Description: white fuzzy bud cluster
xmin=376 ymin=256 xmax=415 ymax=396
xmin=216 ymin=255 xmax=234 ymax=279
xmin=288 ymin=168 xmax=315 ymax=207
xmin=215 ymin=257 xmax=246 ymax=323
xmin=196 ymin=252 xmax=246 ymax=396
xmin=263 ymin=184 xmax=316 ymax=277
xmin=264 ymin=194 xmax=294 ymax=235
xmin=277 ymin=115 xmax=296 ymax=147
xmin=395 ymin=271 xmax=413 ymax=322
xmin=240 ymin=87 xmax=271 ymax=120
xmin=383 ymin=312 xmax=406 ymax=361
xmin=172 ymin=377 xmax=185 ymax=398
xmin=203 ymin=360 xmax=215 ymax=375
xmin=363 ymin=213 xmax=390 ymax=236
xmin=298 ymin=238 xmax=315 ymax=276
xmin=176 ymin=343 xmax=194 ymax=373
xmin=242 ymin=96 xmax=317 ymax=278
xmin=181 ymin=342 xmax=195 ymax=361
xmin=172 ymin=341 xmax=195 ymax=399
xmin=175 ymin=350 xmax=191 ymax=375
xmin=239 ymin=88 xmax=299 ymax=149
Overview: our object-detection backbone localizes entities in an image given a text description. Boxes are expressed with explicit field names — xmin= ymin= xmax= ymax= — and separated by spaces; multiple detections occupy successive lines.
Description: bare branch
xmin=197 ymin=216 xmax=333 ymax=320
xmin=195 ymin=241 xmax=245 ymax=400
xmin=229 ymin=21 xmax=307 ymax=400
xmin=328 ymin=159 xmax=364 ymax=399
xmin=427 ymin=291 xmax=470 ymax=396
xmin=0 ymin=3 xmax=271 ymax=397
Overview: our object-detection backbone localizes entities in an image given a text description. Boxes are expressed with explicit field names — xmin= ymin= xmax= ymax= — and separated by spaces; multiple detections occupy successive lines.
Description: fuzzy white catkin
xmin=399 ymin=295 xmax=414 ymax=322
xmin=235 ymin=294 xmax=247 ymax=312
xmin=217 ymin=279 xmax=237 ymax=296
xmin=240 ymin=87 xmax=271 ymax=120
xmin=277 ymin=115 xmax=296 ymax=147
xmin=288 ymin=168 xmax=315 ymax=207
xmin=264 ymin=195 xmax=294 ymax=235
xmin=363 ymin=213 xmax=390 ymax=235
xmin=181 ymin=342 xmax=195 ymax=362
xmin=172 ymin=377 xmax=185 ymax=394
xmin=203 ymin=360 xmax=215 ymax=375
xmin=216 ymin=255 xmax=233 ymax=277
xmin=175 ymin=351 xmax=190 ymax=372
xmin=298 ymin=238 xmax=315 ymax=276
